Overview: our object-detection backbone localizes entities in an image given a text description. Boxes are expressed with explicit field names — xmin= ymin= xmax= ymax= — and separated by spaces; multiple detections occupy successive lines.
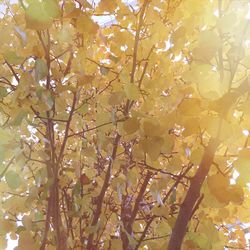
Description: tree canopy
xmin=1 ymin=0 xmax=250 ymax=249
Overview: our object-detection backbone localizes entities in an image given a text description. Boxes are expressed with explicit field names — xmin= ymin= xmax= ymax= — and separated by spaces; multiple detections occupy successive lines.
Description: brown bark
xmin=87 ymin=134 xmax=121 ymax=249
xmin=167 ymin=139 xmax=219 ymax=250
xmin=38 ymin=29 xmax=68 ymax=250
xmin=167 ymin=77 xmax=250 ymax=250
xmin=122 ymin=172 xmax=152 ymax=250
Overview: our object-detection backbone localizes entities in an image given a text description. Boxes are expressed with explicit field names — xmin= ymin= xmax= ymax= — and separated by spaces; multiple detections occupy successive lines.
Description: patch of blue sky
xmin=92 ymin=0 xmax=137 ymax=27
xmin=0 ymin=0 xmax=137 ymax=26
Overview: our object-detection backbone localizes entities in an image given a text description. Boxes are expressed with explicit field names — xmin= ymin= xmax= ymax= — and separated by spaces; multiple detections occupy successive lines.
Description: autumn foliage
xmin=1 ymin=0 xmax=250 ymax=249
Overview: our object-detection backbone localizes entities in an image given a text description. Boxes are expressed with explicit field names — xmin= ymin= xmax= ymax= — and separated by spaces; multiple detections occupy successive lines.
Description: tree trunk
xmin=167 ymin=139 xmax=219 ymax=250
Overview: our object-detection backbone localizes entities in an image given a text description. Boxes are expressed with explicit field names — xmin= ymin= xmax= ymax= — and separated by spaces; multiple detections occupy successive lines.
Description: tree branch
xmin=87 ymin=133 xmax=121 ymax=249
xmin=167 ymin=76 xmax=250 ymax=250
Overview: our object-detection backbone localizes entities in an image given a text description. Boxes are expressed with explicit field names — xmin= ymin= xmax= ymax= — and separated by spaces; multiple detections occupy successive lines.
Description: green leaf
xmin=0 ymin=87 xmax=8 ymax=99
xmin=10 ymin=111 xmax=27 ymax=126
xmin=109 ymin=55 xmax=120 ymax=63
xmin=25 ymin=0 xmax=60 ymax=30
xmin=42 ymin=90 xmax=54 ymax=110
xmin=77 ymin=103 xmax=89 ymax=115
xmin=43 ymin=0 xmax=61 ymax=19
xmin=35 ymin=59 xmax=48 ymax=82
xmin=4 ymin=51 xmax=24 ymax=65
xmin=5 ymin=170 xmax=21 ymax=190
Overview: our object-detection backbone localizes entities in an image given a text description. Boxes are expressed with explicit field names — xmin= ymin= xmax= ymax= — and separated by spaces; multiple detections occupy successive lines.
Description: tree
xmin=0 ymin=0 xmax=250 ymax=249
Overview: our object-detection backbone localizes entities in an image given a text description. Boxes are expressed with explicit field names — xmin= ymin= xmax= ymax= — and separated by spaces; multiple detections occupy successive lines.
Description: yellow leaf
xmin=110 ymin=239 xmax=123 ymax=250
xmin=142 ymin=118 xmax=164 ymax=137
xmin=98 ymin=0 xmax=117 ymax=12
xmin=108 ymin=91 xmax=125 ymax=106
xmin=200 ymin=116 xmax=232 ymax=140
xmin=22 ymin=215 xmax=32 ymax=230
xmin=217 ymin=13 xmax=237 ymax=33
xmin=197 ymin=71 xmax=223 ymax=100
xmin=77 ymin=74 xmax=95 ymax=86
xmin=161 ymin=134 xmax=174 ymax=154
xmin=18 ymin=231 xmax=39 ymax=250
xmin=124 ymin=84 xmax=140 ymax=100
xmin=76 ymin=14 xmax=98 ymax=34
xmin=123 ymin=117 xmax=140 ymax=134
xmin=207 ymin=173 xmax=230 ymax=204
xmin=151 ymin=205 xmax=169 ymax=217
xmin=189 ymin=64 xmax=226 ymax=100
xmin=228 ymin=185 xmax=244 ymax=205
xmin=190 ymin=147 xmax=204 ymax=165
xmin=234 ymin=148 xmax=250 ymax=185
xmin=218 ymin=208 xmax=230 ymax=219
xmin=242 ymin=54 xmax=250 ymax=69
xmin=192 ymin=30 xmax=220 ymax=61
xmin=178 ymin=98 xmax=201 ymax=116
xmin=139 ymin=136 xmax=164 ymax=160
